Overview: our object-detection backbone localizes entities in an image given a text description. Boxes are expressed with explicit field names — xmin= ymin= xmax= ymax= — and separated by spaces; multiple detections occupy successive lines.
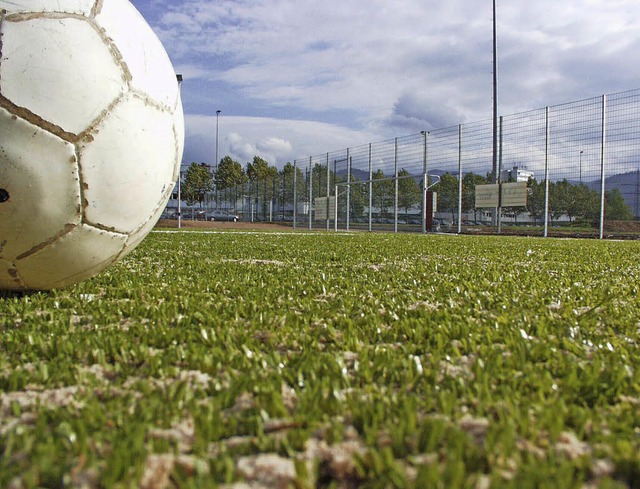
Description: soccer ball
xmin=0 ymin=0 xmax=184 ymax=290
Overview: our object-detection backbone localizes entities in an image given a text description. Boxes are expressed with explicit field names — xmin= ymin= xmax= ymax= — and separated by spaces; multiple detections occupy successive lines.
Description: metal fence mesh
xmin=169 ymin=88 xmax=640 ymax=238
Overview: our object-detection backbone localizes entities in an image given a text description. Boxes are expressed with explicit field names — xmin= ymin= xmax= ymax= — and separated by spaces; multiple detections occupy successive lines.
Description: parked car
xmin=208 ymin=209 xmax=239 ymax=222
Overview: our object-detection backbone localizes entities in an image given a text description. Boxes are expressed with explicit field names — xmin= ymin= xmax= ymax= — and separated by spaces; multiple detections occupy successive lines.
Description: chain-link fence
xmin=170 ymin=88 xmax=640 ymax=238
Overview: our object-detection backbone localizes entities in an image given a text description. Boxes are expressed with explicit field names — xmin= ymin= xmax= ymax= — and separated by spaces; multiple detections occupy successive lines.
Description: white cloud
xmin=183 ymin=114 xmax=375 ymax=169
xmin=227 ymin=132 xmax=256 ymax=164
xmin=150 ymin=0 xmax=498 ymax=117
xmin=132 ymin=0 xmax=640 ymax=168
xmin=388 ymin=92 xmax=468 ymax=132
xmin=257 ymin=137 xmax=293 ymax=156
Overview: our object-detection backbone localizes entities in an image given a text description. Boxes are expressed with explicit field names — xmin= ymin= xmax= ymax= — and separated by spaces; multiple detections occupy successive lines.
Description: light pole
xmin=214 ymin=110 xmax=221 ymax=210
xmin=176 ymin=74 xmax=183 ymax=229
xmin=491 ymin=0 xmax=499 ymax=225
xmin=421 ymin=130 xmax=428 ymax=234
xmin=579 ymin=150 xmax=584 ymax=184
xmin=215 ymin=110 xmax=221 ymax=172
xmin=492 ymin=0 xmax=498 ymax=183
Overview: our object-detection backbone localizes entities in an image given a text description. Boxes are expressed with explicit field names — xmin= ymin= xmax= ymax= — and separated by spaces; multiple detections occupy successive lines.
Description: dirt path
xmin=155 ymin=219 xmax=294 ymax=232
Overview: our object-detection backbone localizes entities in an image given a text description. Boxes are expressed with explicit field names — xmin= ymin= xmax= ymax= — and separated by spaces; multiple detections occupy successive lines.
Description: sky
xmin=130 ymin=0 xmax=640 ymax=170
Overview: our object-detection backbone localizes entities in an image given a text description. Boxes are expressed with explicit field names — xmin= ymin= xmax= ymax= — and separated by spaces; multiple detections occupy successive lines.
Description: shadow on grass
xmin=0 ymin=289 xmax=40 ymax=299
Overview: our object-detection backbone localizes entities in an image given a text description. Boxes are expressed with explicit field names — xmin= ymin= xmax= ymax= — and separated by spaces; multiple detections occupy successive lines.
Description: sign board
xmin=501 ymin=182 xmax=528 ymax=207
xmin=475 ymin=183 xmax=528 ymax=208
xmin=314 ymin=196 xmax=335 ymax=221
xmin=475 ymin=184 xmax=499 ymax=208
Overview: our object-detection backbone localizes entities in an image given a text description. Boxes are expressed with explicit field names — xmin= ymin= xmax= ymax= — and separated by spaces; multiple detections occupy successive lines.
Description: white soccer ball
xmin=0 ymin=0 xmax=184 ymax=290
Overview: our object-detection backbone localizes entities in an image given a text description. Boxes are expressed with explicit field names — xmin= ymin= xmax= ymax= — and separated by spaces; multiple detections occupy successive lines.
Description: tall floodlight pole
xmin=176 ymin=74 xmax=183 ymax=229
xmin=215 ymin=110 xmax=221 ymax=172
xmin=579 ymin=150 xmax=584 ymax=184
xmin=492 ymin=0 xmax=499 ymax=225
xmin=215 ymin=110 xmax=221 ymax=209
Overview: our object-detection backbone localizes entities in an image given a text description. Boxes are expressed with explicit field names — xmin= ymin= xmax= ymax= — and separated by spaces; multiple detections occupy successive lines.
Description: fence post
xmin=599 ymin=94 xmax=607 ymax=239
xmin=368 ymin=144 xmax=373 ymax=232
xmin=497 ymin=116 xmax=503 ymax=234
xmin=421 ymin=131 xmax=428 ymax=234
xmin=346 ymin=148 xmax=351 ymax=231
xmin=457 ymin=124 xmax=463 ymax=234
xmin=293 ymin=159 xmax=297 ymax=230
xmin=177 ymin=167 xmax=182 ymax=229
xmin=309 ymin=156 xmax=313 ymax=230
xmin=334 ymin=184 xmax=338 ymax=232
xmin=544 ymin=107 xmax=550 ymax=238
xmin=326 ymin=153 xmax=330 ymax=231
xmin=394 ymin=137 xmax=399 ymax=233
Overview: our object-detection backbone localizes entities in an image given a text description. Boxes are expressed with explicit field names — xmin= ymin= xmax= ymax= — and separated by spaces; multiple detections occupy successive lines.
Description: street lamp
xmin=579 ymin=150 xmax=584 ymax=184
xmin=492 ymin=0 xmax=498 ymax=183
xmin=215 ymin=110 xmax=221 ymax=172
xmin=491 ymin=0 xmax=499 ymax=226
xmin=214 ymin=110 xmax=221 ymax=210
xmin=421 ymin=130 xmax=429 ymax=234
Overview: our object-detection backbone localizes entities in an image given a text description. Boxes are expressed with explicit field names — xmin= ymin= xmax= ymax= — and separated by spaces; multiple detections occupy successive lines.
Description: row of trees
xmin=526 ymin=178 xmax=633 ymax=223
xmin=180 ymin=156 xmax=423 ymax=217
xmin=181 ymin=156 xmax=281 ymax=206
xmin=181 ymin=157 xmax=634 ymax=223
xmin=433 ymin=172 xmax=633 ymax=223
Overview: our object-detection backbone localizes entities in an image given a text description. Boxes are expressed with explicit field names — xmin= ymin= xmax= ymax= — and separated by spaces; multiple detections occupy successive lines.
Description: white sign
xmin=314 ymin=196 xmax=335 ymax=221
xmin=475 ymin=184 xmax=499 ymax=208
xmin=501 ymin=182 xmax=528 ymax=207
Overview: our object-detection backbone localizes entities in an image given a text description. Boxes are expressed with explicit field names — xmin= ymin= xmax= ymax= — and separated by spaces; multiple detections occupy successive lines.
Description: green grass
xmin=2 ymin=230 xmax=640 ymax=488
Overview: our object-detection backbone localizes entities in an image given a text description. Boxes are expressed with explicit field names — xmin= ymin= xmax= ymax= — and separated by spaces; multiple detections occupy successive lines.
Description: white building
xmin=501 ymin=166 xmax=534 ymax=183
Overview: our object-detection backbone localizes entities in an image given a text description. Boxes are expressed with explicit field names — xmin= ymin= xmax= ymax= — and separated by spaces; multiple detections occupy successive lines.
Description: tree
xmin=311 ymin=163 xmax=329 ymax=199
xmin=245 ymin=156 xmax=278 ymax=219
xmin=527 ymin=177 xmax=545 ymax=225
xmin=433 ymin=173 xmax=459 ymax=220
xmin=547 ymin=179 xmax=605 ymax=224
xmin=574 ymin=184 xmax=599 ymax=222
xmin=182 ymin=163 xmax=212 ymax=207
xmin=462 ymin=172 xmax=486 ymax=222
xmin=372 ymin=170 xmax=393 ymax=218
xmin=548 ymin=181 xmax=565 ymax=224
xmin=280 ymin=163 xmax=295 ymax=208
xmin=554 ymin=179 xmax=583 ymax=223
xmin=348 ymin=175 xmax=367 ymax=219
xmin=215 ymin=156 xmax=246 ymax=190
xmin=280 ymin=163 xmax=306 ymax=214
xmin=397 ymin=169 xmax=421 ymax=218
xmin=246 ymin=156 xmax=277 ymax=181
xmin=605 ymin=188 xmax=634 ymax=221
xmin=531 ymin=178 xmax=609 ymax=225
